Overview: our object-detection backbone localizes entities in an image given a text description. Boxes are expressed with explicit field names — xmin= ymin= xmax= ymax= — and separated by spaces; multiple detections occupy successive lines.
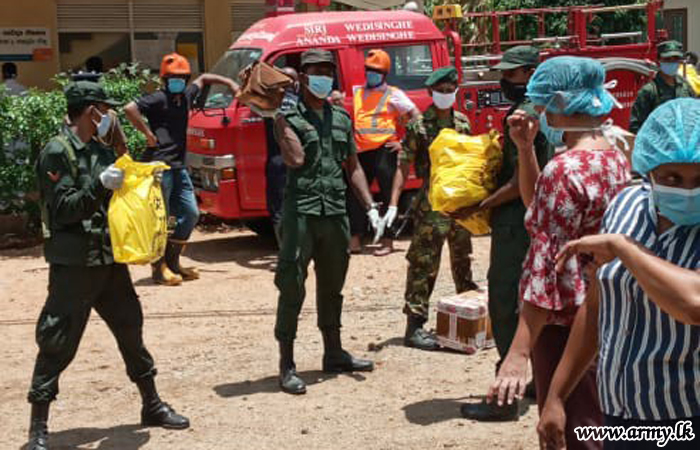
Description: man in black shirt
xmin=125 ymin=53 xmax=238 ymax=285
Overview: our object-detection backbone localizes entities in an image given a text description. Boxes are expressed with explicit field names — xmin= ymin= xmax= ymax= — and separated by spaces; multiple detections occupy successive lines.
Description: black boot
xmin=136 ymin=377 xmax=190 ymax=430
xmin=27 ymin=402 xmax=49 ymax=450
xmin=278 ymin=340 xmax=306 ymax=395
xmin=321 ymin=329 xmax=374 ymax=373
xmin=460 ymin=400 xmax=519 ymax=422
xmin=166 ymin=240 xmax=199 ymax=281
xmin=404 ymin=314 xmax=439 ymax=351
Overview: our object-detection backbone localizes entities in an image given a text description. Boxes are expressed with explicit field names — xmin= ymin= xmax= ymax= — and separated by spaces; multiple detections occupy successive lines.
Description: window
xmin=272 ymin=50 xmax=342 ymax=90
xmin=363 ymin=44 xmax=434 ymax=91
xmin=204 ymin=48 xmax=263 ymax=108
xmin=663 ymin=8 xmax=687 ymax=50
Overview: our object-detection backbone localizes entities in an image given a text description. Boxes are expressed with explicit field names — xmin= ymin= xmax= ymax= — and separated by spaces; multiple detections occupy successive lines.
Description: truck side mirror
xmin=193 ymin=85 xmax=209 ymax=110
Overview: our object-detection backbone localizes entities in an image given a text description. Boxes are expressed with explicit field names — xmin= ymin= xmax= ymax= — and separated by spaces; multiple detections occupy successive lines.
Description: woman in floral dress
xmin=484 ymin=57 xmax=631 ymax=449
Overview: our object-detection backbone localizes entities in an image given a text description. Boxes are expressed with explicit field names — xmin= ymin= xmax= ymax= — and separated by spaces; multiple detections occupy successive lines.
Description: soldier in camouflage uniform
xmin=629 ymin=40 xmax=696 ymax=134
xmin=387 ymin=66 xmax=478 ymax=351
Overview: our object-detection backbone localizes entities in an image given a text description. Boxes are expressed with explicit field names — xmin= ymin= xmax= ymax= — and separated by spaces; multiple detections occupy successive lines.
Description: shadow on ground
xmin=20 ymin=424 xmax=149 ymax=450
xmin=214 ymin=370 xmax=367 ymax=398
xmin=402 ymin=395 xmax=534 ymax=426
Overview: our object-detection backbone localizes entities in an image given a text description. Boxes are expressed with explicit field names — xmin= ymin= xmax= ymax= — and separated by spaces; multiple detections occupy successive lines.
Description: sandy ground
xmin=0 ymin=227 xmax=539 ymax=450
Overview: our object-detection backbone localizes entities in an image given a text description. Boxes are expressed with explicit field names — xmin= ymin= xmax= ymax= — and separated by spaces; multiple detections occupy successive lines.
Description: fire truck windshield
xmin=204 ymin=48 xmax=263 ymax=108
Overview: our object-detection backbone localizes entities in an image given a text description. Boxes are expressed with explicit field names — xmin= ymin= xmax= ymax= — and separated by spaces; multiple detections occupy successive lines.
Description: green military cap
xmin=425 ymin=66 xmax=458 ymax=87
xmin=492 ymin=45 xmax=540 ymax=70
xmin=658 ymin=40 xmax=684 ymax=58
xmin=300 ymin=49 xmax=336 ymax=68
xmin=64 ymin=80 xmax=120 ymax=108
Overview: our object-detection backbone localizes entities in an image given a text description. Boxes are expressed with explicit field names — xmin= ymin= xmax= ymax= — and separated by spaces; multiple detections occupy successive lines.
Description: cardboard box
xmin=436 ymin=289 xmax=494 ymax=354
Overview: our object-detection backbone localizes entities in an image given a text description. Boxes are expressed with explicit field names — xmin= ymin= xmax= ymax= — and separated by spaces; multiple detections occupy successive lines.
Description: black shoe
xmin=404 ymin=315 xmax=439 ymax=351
xmin=280 ymin=366 xmax=307 ymax=395
xmin=460 ymin=400 xmax=519 ymax=422
xmin=27 ymin=402 xmax=49 ymax=450
xmin=323 ymin=349 xmax=374 ymax=373
xmin=279 ymin=340 xmax=306 ymax=395
xmin=141 ymin=401 xmax=190 ymax=429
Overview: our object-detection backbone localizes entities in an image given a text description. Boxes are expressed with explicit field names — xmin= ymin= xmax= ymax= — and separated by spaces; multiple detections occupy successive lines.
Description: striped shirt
xmin=597 ymin=185 xmax=700 ymax=421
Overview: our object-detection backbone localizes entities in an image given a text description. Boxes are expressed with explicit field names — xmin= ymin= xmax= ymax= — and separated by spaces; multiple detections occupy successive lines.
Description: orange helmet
xmin=365 ymin=49 xmax=391 ymax=73
xmin=160 ymin=53 xmax=191 ymax=77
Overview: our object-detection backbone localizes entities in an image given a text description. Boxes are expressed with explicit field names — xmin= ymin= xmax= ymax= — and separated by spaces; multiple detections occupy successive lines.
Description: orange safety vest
xmin=353 ymin=86 xmax=400 ymax=152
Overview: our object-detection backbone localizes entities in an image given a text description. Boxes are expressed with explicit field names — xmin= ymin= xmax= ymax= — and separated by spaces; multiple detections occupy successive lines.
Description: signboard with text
xmin=0 ymin=28 xmax=52 ymax=61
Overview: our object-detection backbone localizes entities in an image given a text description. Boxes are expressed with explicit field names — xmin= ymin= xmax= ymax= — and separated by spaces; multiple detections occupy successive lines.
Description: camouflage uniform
xmin=629 ymin=74 xmax=695 ymax=133
xmin=401 ymin=105 xmax=477 ymax=320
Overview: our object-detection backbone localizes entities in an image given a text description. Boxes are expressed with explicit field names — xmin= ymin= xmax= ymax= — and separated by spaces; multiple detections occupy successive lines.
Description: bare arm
xmin=345 ymin=153 xmax=374 ymax=210
xmin=192 ymin=73 xmax=239 ymax=94
xmin=481 ymin=172 xmax=520 ymax=209
xmin=124 ymin=101 xmax=157 ymax=147
xmin=507 ymin=110 xmax=541 ymax=207
xmin=273 ymin=116 xmax=304 ymax=168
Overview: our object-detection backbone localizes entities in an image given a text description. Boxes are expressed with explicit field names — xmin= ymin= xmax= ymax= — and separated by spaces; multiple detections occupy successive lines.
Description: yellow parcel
xmin=108 ymin=155 xmax=170 ymax=264
xmin=429 ymin=129 xmax=502 ymax=235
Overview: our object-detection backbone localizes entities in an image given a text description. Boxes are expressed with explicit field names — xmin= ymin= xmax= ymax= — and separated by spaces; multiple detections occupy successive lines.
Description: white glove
xmin=367 ymin=204 xmax=381 ymax=231
xmin=383 ymin=206 xmax=398 ymax=229
xmin=99 ymin=164 xmax=124 ymax=190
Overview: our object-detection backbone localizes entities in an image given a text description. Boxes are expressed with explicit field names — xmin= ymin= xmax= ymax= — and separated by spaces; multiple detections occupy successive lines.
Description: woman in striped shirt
xmin=539 ymin=98 xmax=700 ymax=450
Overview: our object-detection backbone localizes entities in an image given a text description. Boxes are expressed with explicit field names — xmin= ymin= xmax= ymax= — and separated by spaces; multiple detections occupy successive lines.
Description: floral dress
xmin=519 ymin=149 xmax=630 ymax=326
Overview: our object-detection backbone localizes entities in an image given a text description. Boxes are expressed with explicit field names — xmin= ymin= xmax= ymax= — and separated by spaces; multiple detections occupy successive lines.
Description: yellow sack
xmin=683 ymin=64 xmax=700 ymax=96
xmin=429 ymin=129 xmax=502 ymax=235
xmin=108 ymin=155 xmax=170 ymax=264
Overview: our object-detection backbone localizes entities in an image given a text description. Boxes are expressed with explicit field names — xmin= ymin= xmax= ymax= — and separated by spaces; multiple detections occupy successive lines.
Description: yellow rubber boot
xmin=151 ymin=258 xmax=183 ymax=286
xmin=166 ymin=240 xmax=200 ymax=281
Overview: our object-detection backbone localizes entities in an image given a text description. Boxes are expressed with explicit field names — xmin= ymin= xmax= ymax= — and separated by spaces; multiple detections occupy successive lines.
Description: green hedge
xmin=0 ymin=63 xmax=159 ymax=219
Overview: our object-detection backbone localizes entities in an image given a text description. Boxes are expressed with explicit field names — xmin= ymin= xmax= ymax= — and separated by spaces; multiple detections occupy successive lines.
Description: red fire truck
xmin=186 ymin=2 xmax=664 ymax=234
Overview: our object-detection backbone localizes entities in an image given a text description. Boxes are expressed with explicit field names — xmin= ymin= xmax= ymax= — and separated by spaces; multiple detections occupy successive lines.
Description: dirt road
xmin=0 ymin=227 xmax=539 ymax=450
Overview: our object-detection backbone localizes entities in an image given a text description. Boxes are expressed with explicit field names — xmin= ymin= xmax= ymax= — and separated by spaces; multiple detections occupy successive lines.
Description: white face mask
xmin=432 ymin=91 xmax=456 ymax=110
xmin=92 ymin=109 xmax=112 ymax=138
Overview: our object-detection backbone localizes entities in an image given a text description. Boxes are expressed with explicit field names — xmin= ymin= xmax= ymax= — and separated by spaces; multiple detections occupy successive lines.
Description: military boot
xmin=166 ymin=239 xmax=199 ymax=281
xmin=404 ymin=314 xmax=439 ymax=351
xmin=151 ymin=258 xmax=182 ymax=286
xmin=136 ymin=377 xmax=190 ymax=430
xmin=279 ymin=340 xmax=306 ymax=395
xmin=27 ymin=402 xmax=49 ymax=450
xmin=321 ymin=329 xmax=374 ymax=373
xmin=460 ymin=400 xmax=519 ymax=422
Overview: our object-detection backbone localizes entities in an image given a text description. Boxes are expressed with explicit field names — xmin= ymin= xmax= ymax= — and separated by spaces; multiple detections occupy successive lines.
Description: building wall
xmin=0 ymin=0 xmax=61 ymax=90
xmin=664 ymin=0 xmax=699 ymax=54
xmin=204 ymin=0 xmax=233 ymax=69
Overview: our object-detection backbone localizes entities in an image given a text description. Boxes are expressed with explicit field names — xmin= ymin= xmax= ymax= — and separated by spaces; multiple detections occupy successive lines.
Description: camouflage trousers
xmin=403 ymin=209 xmax=476 ymax=321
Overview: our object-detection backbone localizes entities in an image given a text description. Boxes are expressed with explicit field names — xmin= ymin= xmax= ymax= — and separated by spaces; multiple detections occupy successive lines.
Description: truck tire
xmin=243 ymin=218 xmax=275 ymax=237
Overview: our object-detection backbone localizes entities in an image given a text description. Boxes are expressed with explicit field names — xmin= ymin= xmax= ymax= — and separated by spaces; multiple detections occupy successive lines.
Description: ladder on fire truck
xmin=432 ymin=1 xmax=666 ymax=83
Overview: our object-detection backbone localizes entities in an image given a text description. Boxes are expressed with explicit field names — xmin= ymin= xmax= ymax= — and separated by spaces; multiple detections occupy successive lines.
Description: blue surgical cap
xmin=632 ymin=98 xmax=700 ymax=174
xmin=526 ymin=56 xmax=617 ymax=116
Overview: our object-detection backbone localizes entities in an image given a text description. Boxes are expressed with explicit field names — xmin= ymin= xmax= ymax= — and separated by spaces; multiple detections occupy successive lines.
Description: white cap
xmin=403 ymin=1 xmax=419 ymax=12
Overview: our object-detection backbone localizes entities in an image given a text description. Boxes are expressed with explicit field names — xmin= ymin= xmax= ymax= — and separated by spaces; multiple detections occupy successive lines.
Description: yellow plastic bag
xmin=429 ymin=129 xmax=502 ymax=235
xmin=683 ymin=64 xmax=700 ymax=96
xmin=108 ymin=155 xmax=170 ymax=264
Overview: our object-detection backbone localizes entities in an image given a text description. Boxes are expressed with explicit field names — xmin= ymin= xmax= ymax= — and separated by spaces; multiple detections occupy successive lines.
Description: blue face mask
xmin=539 ymin=113 xmax=565 ymax=147
xmin=366 ymin=71 xmax=384 ymax=88
xmin=659 ymin=62 xmax=680 ymax=77
xmin=651 ymin=182 xmax=700 ymax=226
xmin=167 ymin=78 xmax=187 ymax=94
xmin=306 ymin=75 xmax=334 ymax=99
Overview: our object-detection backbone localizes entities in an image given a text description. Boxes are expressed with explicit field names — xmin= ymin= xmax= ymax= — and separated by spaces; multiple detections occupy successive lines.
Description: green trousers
xmin=404 ymin=210 xmax=476 ymax=320
xmin=28 ymin=264 xmax=156 ymax=404
xmin=274 ymin=212 xmax=350 ymax=342
xmin=487 ymin=225 xmax=530 ymax=359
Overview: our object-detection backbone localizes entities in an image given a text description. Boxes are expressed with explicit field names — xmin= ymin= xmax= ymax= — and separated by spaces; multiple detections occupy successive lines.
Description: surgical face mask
xmin=432 ymin=91 xmax=456 ymax=110
xmin=366 ymin=71 xmax=384 ymax=88
xmin=500 ymin=78 xmax=527 ymax=103
xmin=659 ymin=62 xmax=680 ymax=77
xmin=92 ymin=109 xmax=112 ymax=138
xmin=538 ymin=113 xmax=565 ymax=147
xmin=651 ymin=180 xmax=700 ymax=226
xmin=167 ymin=78 xmax=187 ymax=94
xmin=306 ymin=75 xmax=333 ymax=99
